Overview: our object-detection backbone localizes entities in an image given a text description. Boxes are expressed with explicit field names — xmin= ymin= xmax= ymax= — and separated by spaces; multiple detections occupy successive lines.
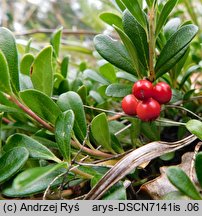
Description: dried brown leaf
xmin=84 ymin=135 xmax=197 ymax=200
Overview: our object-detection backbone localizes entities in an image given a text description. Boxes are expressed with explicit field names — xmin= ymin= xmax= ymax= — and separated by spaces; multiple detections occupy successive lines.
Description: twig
xmin=14 ymin=29 xmax=98 ymax=36
xmin=115 ymin=123 xmax=132 ymax=136
xmin=5 ymin=94 xmax=54 ymax=132
xmin=108 ymin=114 xmax=124 ymax=121
xmin=165 ymin=104 xmax=202 ymax=120
xmin=71 ymin=139 xmax=112 ymax=158
xmin=2 ymin=117 xmax=13 ymax=124
xmin=83 ymin=105 xmax=123 ymax=116
xmin=43 ymin=172 xmax=67 ymax=200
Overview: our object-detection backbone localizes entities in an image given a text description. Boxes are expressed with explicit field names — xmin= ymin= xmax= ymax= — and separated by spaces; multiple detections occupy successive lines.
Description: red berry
xmin=122 ymin=94 xmax=138 ymax=115
xmin=132 ymin=80 xmax=153 ymax=100
xmin=152 ymin=82 xmax=172 ymax=104
xmin=136 ymin=98 xmax=161 ymax=121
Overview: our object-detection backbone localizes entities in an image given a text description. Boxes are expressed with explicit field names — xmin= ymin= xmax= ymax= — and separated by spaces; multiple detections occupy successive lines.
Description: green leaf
xmin=20 ymin=89 xmax=62 ymax=125
xmin=77 ymin=85 xmax=87 ymax=104
xmin=145 ymin=0 xmax=155 ymax=8
xmin=173 ymin=47 xmax=190 ymax=80
xmin=186 ymin=119 xmax=202 ymax=140
xmin=116 ymin=71 xmax=138 ymax=82
xmin=0 ymin=147 xmax=29 ymax=183
xmin=156 ymin=0 xmax=179 ymax=37
xmin=61 ymin=56 xmax=69 ymax=78
xmin=113 ymin=25 xmax=140 ymax=77
xmin=55 ymin=110 xmax=74 ymax=162
xmin=57 ymin=91 xmax=87 ymax=141
xmin=123 ymin=9 xmax=149 ymax=70
xmin=111 ymin=133 xmax=124 ymax=154
xmin=13 ymin=163 xmax=66 ymax=190
xmin=4 ymin=133 xmax=60 ymax=162
xmin=83 ymin=69 xmax=110 ymax=85
xmin=155 ymin=24 xmax=198 ymax=77
xmin=89 ymin=90 xmax=104 ymax=104
xmin=127 ymin=117 xmax=141 ymax=146
xmin=91 ymin=113 xmax=115 ymax=153
xmin=163 ymin=191 xmax=190 ymax=200
xmin=121 ymin=0 xmax=147 ymax=30
xmin=179 ymin=65 xmax=201 ymax=89
xmin=164 ymin=18 xmax=181 ymax=40
xmin=3 ymin=166 xmax=69 ymax=197
xmin=0 ymin=50 xmax=12 ymax=93
xmin=99 ymin=63 xmax=116 ymax=83
xmin=50 ymin=26 xmax=63 ymax=58
xmin=100 ymin=12 xmax=123 ymax=30
xmin=141 ymin=121 xmax=160 ymax=141
xmin=20 ymin=53 xmax=35 ymax=75
xmin=195 ymin=152 xmax=202 ymax=188
xmin=102 ymin=182 xmax=127 ymax=200
xmin=94 ymin=34 xmax=136 ymax=74
xmin=166 ymin=167 xmax=201 ymax=200
xmin=0 ymin=104 xmax=22 ymax=113
xmin=0 ymin=27 xmax=20 ymax=92
xmin=31 ymin=46 xmax=53 ymax=96
xmin=25 ymin=38 xmax=32 ymax=53
xmin=105 ymin=83 xmax=132 ymax=97
xmin=115 ymin=0 xmax=126 ymax=11
xmin=160 ymin=152 xmax=175 ymax=161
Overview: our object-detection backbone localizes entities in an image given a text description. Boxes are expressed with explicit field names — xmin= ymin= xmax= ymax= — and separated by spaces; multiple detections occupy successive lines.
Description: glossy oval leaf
xmin=155 ymin=24 xmax=198 ymax=77
xmin=4 ymin=133 xmax=60 ymax=162
xmin=99 ymin=63 xmax=116 ymax=83
xmin=141 ymin=121 xmax=160 ymax=141
xmin=0 ymin=147 xmax=29 ymax=183
xmin=123 ymin=9 xmax=149 ymax=70
xmin=57 ymin=91 xmax=87 ymax=141
xmin=0 ymin=50 xmax=12 ymax=93
xmin=156 ymin=0 xmax=179 ymax=37
xmin=20 ymin=89 xmax=62 ymax=125
xmin=77 ymin=85 xmax=87 ymax=104
xmin=61 ymin=56 xmax=69 ymax=78
xmin=115 ymin=0 xmax=126 ymax=11
xmin=113 ymin=25 xmax=140 ymax=77
xmin=121 ymin=0 xmax=147 ymax=30
xmin=3 ymin=166 xmax=68 ymax=197
xmin=31 ymin=45 xmax=53 ymax=96
xmin=0 ymin=104 xmax=22 ymax=113
xmin=50 ymin=26 xmax=63 ymax=58
xmin=13 ymin=163 xmax=66 ymax=190
xmin=94 ymin=34 xmax=136 ymax=74
xmin=0 ymin=27 xmax=19 ymax=92
xmin=179 ymin=65 xmax=201 ymax=89
xmin=20 ymin=53 xmax=35 ymax=75
xmin=166 ymin=167 xmax=201 ymax=200
xmin=83 ymin=69 xmax=110 ymax=85
xmin=116 ymin=71 xmax=138 ymax=82
xmin=102 ymin=183 xmax=126 ymax=200
xmin=164 ymin=18 xmax=181 ymax=40
xmin=100 ymin=12 xmax=123 ymax=30
xmin=186 ymin=119 xmax=202 ymax=140
xmin=55 ymin=110 xmax=74 ymax=162
xmin=91 ymin=113 xmax=115 ymax=153
xmin=195 ymin=152 xmax=202 ymax=188
xmin=105 ymin=83 xmax=132 ymax=97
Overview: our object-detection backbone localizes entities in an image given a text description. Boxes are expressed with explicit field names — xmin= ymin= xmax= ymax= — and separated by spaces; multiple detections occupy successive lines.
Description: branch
xmin=5 ymin=94 xmax=54 ymax=132
xmin=14 ymin=29 xmax=99 ymax=36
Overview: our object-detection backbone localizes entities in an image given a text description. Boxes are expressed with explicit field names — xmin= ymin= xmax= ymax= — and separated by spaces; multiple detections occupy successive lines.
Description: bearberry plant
xmin=0 ymin=0 xmax=201 ymax=200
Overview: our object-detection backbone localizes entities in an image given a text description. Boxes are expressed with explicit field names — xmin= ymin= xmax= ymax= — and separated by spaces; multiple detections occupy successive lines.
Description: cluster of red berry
xmin=122 ymin=80 xmax=172 ymax=121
